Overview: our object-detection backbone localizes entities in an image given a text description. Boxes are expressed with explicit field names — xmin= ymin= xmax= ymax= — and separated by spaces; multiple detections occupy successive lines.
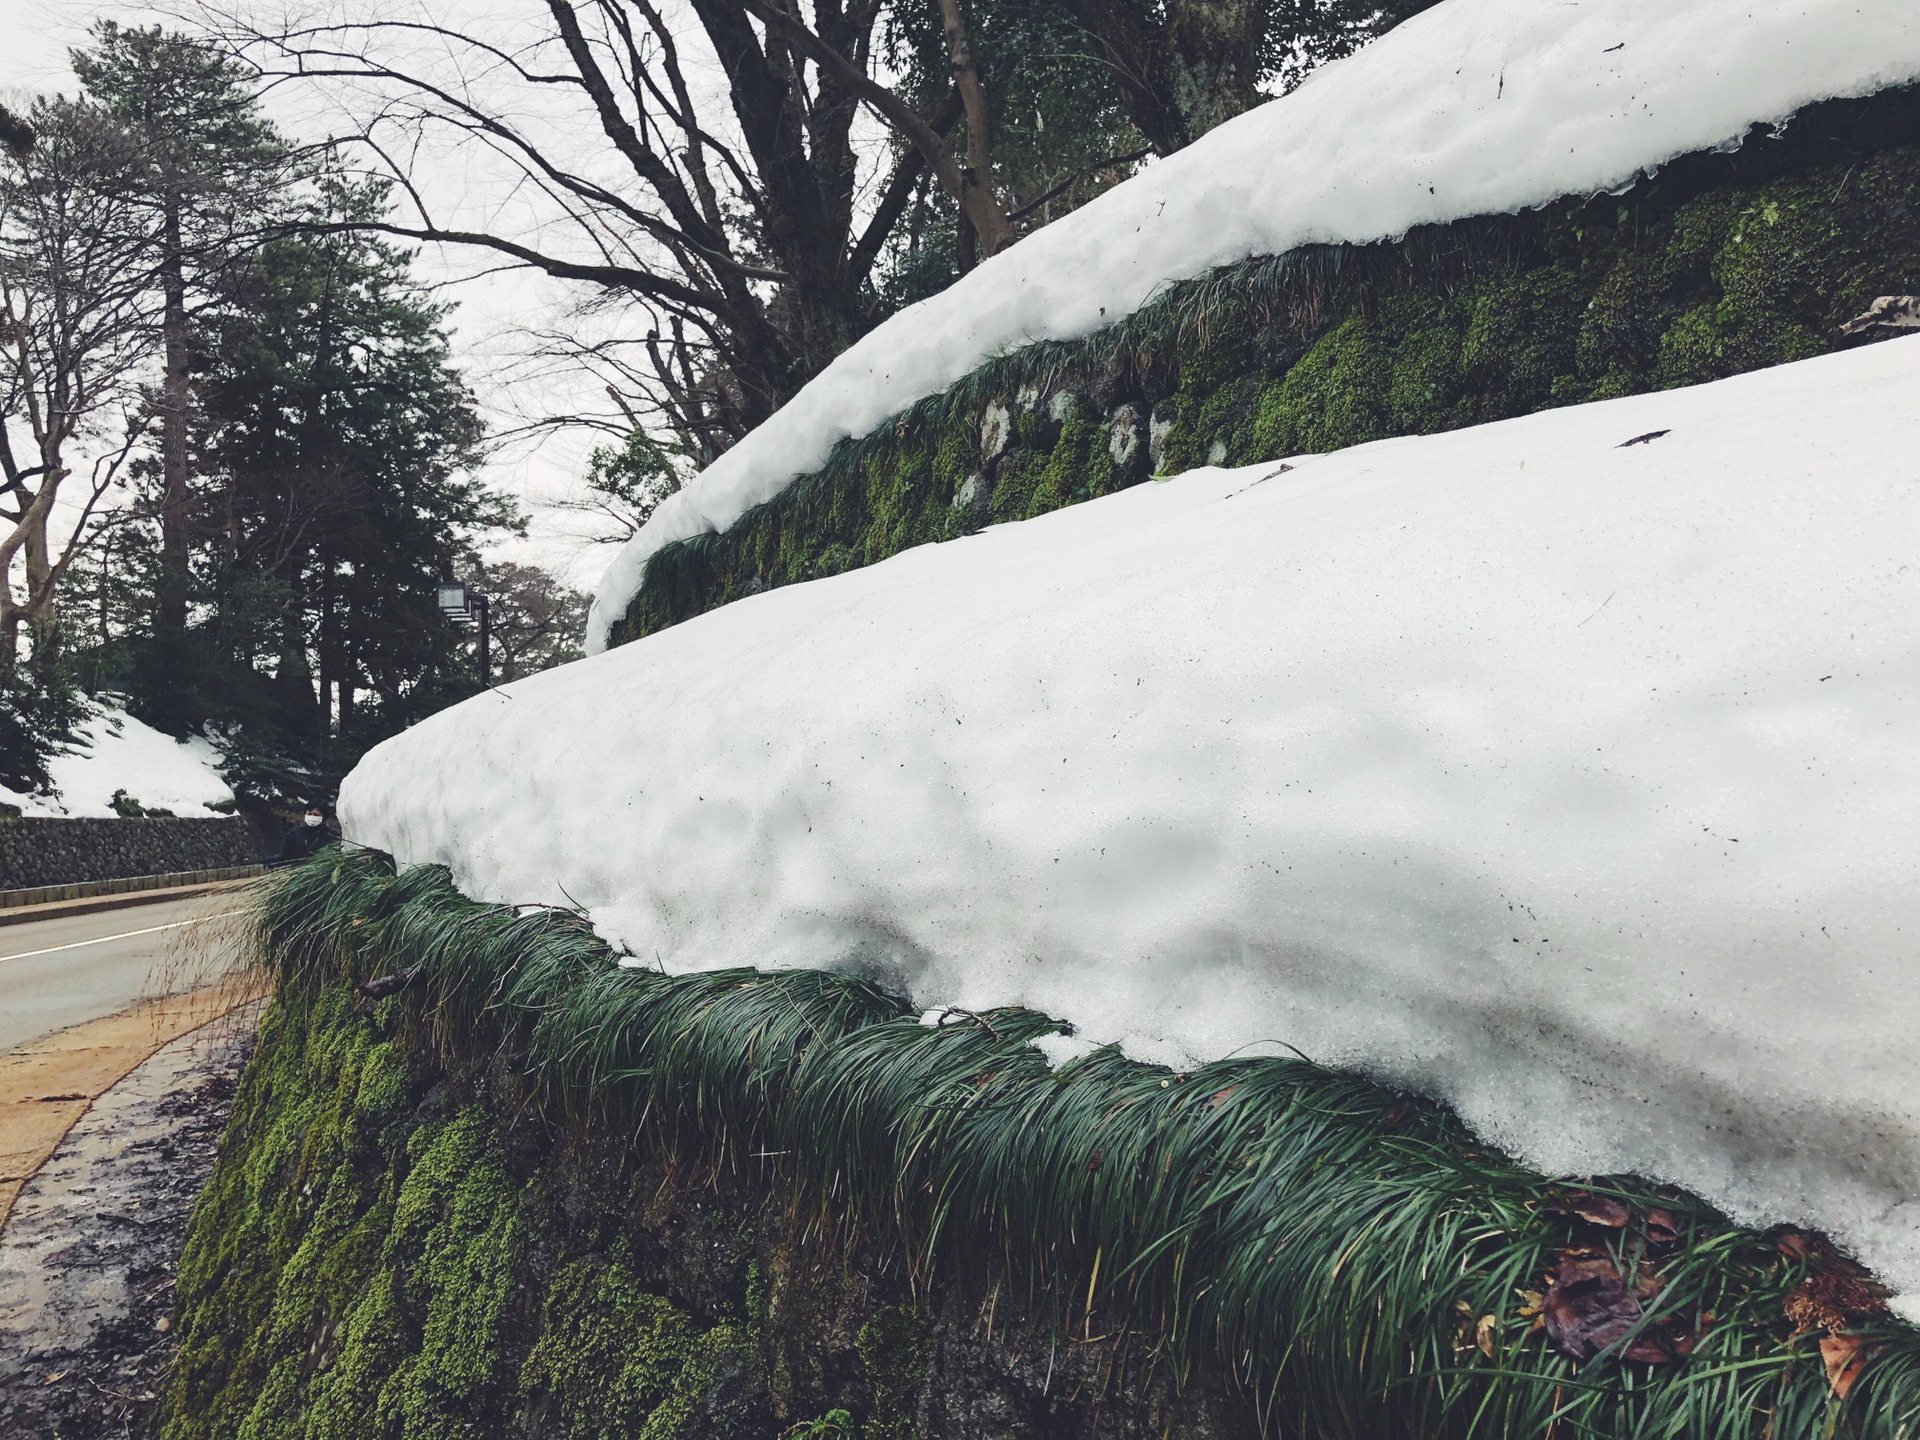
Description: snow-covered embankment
xmin=1 ymin=705 xmax=235 ymax=819
xmin=346 ymin=336 xmax=1920 ymax=1306
xmin=585 ymin=0 xmax=1920 ymax=651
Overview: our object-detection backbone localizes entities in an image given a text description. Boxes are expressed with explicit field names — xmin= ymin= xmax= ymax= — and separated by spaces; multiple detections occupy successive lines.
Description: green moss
xmin=782 ymin=1409 xmax=857 ymax=1440
xmin=519 ymin=1257 xmax=696 ymax=1440
xmin=1245 ymin=312 xmax=1390 ymax=458
xmin=854 ymin=1306 xmax=930 ymax=1440
xmin=1457 ymin=265 xmax=1583 ymax=416
xmin=988 ymin=448 xmax=1045 ymax=523
xmin=163 ymin=989 xmax=420 ymax=1440
xmin=373 ymin=1105 xmax=527 ymax=1435
xmin=1024 ymin=410 xmax=1095 ymax=517
xmin=635 ymin=1325 xmax=763 ymax=1440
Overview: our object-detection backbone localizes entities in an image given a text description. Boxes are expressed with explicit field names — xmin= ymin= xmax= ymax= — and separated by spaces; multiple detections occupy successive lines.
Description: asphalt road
xmin=0 ymin=892 xmax=251 ymax=1053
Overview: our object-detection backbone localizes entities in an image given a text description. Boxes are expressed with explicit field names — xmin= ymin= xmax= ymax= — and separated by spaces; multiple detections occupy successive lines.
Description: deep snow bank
xmin=585 ymin=0 xmax=1920 ymax=651
xmin=349 ymin=335 xmax=1920 ymax=1302
xmin=1 ymin=704 xmax=235 ymax=819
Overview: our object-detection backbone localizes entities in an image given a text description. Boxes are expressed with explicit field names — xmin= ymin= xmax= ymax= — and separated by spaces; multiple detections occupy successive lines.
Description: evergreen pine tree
xmin=177 ymin=176 xmax=517 ymax=799
xmin=71 ymin=25 xmax=288 ymax=705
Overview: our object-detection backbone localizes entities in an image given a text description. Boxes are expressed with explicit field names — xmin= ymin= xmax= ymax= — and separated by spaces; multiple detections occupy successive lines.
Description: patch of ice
xmin=347 ymin=336 xmax=1920 ymax=1300
xmin=585 ymin=0 xmax=1920 ymax=651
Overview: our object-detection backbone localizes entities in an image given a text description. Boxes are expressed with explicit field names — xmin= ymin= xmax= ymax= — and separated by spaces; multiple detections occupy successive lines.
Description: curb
xmin=0 ymin=865 xmax=265 ymax=914
xmin=0 ymin=876 xmax=263 ymax=929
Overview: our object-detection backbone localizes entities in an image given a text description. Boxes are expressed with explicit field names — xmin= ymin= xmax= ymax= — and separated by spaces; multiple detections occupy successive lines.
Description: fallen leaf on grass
xmin=1780 ymin=1229 xmax=1890 ymax=1335
xmin=1642 ymin=1207 xmax=1680 ymax=1247
xmin=1541 ymin=1248 xmax=1698 ymax=1363
xmin=1565 ymin=1192 xmax=1631 ymax=1228
xmin=1821 ymin=1333 xmax=1870 ymax=1399
xmin=1543 ymin=1252 xmax=1642 ymax=1360
xmin=1476 ymin=1313 xmax=1498 ymax=1358
xmin=1517 ymin=1289 xmax=1546 ymax=1334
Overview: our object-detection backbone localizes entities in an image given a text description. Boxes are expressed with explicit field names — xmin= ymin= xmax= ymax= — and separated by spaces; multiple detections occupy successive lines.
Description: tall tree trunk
xmin=937 ymin=0 xmax=1004 ymax=262
xmin=318 ymin=575 xmax=335 ymax=743
xmin=21 ymin=505 xmax=54 ymax=645
xmin=1056 ymin=0 xmax=1266 ymax=156
xmin=1165 ymin=0 xmax=1267 ymax=140
xmin=157 ymin=182 xmax=192 ymax=637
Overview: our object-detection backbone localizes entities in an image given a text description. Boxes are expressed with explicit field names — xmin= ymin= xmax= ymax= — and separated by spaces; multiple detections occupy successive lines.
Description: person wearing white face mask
xmin=269 ymin=804 xmax=337 ymax=867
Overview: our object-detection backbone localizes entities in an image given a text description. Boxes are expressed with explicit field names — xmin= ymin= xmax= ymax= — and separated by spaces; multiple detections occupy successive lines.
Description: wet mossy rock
xmin=160 ymin=980 xmax=1244 ymax=1440
xmin=608 ymin=84 xmax=1920 ymax=648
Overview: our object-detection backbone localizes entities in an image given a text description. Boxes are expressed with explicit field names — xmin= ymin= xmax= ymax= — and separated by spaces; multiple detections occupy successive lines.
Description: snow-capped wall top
xmin=355 ymin=335 xmax=1920 ymax=1305
xmin=585 ymin=0 xmax=1920 ymax=653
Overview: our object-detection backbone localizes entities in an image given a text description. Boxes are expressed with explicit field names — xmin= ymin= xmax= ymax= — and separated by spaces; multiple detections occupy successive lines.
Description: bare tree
xmin=202 ymin=0 xmax=999 ymax=456
xmin=0 ymin=97 xmax=158 ymax=654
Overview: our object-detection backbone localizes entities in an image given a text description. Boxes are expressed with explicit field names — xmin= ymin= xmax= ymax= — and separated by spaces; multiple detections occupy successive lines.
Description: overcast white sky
xmin=0 ymin=0 xmax=662 ymax=590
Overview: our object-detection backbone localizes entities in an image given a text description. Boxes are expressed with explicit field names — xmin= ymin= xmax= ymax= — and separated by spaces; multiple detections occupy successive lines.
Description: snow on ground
xmin=2 ymin=704 xmax=235 ymax=819
xmin=349 ymin=334 xmax=1920 ymax=1305
xmin=586 ymin=0 xmax=1920 ymax=651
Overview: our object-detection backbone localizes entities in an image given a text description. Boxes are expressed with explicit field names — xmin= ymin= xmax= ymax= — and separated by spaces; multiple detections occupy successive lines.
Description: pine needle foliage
xmin=256 ymin=849 xmax=1920 ymax=1438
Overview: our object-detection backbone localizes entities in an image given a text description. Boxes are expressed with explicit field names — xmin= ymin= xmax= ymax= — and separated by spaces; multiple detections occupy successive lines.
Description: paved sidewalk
xmin=0 ymin=983 xmax=265 ymax=1236
xmin=0 ymin=1007 xmax=258 ymax=1436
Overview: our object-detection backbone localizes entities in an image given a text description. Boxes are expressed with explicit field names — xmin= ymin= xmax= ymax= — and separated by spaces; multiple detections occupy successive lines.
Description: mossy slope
xmin=162 ymin=855 xmax=1920 ymax=1438
xmin=160 ymin=890 xmax=1238 ymax=1440
xmin=610 ymin=84 xmax=1920 ymax=648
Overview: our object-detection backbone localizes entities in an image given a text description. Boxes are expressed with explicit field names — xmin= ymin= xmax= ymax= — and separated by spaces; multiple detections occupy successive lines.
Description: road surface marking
xmin=0 ymin=914 xmax=242 ymax=965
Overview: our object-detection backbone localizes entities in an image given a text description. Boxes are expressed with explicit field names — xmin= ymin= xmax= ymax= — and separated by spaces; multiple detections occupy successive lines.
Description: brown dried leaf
xmin=1476 ymin=1313 xmax=1498 ymax=1359
xmin=1566 ymin=1191 xmax=1632 ymax=1228
xmin=1631 ymin=1259 xmax=1667 ymax=1301
xmin=1821 ymin=1333 xmax=1870 ymax=1399
xmin=1621 ymin=1305 xmax=1705 ymax=1365
xmin=1541 ymin=1248 xmax=1693 ymax=1365
xmin=1551 ymin=1246 xmax=1619 ymax=1285
xmin=1642 ymin=1208 xmax=1680 ymax=1247
xmin=1544 ymin=1274 xmax=1641 ymax=1360
xmin=1782 ymin=1231 xmax=1891 ymax=1335
xmin=1542 ymin=1250 xmax=1641 ymax=1361
xmin=1450 ymin=1300 xmax=1477 ymax=1356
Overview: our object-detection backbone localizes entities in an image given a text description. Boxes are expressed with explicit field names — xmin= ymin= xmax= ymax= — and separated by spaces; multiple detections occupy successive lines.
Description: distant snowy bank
xmin=586 ymin=0 xmax=1920 ymax=651
xmin=348 ymin=336 xmax=1920 ymax=1307
xmin=2 ymin=703 xmax=236 ymax=819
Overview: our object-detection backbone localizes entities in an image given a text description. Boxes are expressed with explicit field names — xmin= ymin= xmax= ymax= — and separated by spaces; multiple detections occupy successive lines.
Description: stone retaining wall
xmin=0 ymin=818 xmax=265 ymax=891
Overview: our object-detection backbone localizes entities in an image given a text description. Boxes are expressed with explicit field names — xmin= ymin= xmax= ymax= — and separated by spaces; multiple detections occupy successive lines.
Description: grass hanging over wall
xmin=607 ymin=82 xmax=1920 ymax=650
xmin=199 ymin=848 xmax=1920 ymax=1439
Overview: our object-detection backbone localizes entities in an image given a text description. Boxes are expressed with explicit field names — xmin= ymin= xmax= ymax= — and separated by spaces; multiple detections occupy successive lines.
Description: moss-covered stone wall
xmin=160 ymin=983 xmax=1256 ymax=1440
xmin=609 ymin=84 xmax=1920 ymax=648
xmin=163 ymin=855 xmax=1920 ymax=1438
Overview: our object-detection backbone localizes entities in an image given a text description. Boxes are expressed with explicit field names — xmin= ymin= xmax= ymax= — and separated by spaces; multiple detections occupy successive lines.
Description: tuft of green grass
xmin=246 ymin=850 xmax=1920 ymax=1438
